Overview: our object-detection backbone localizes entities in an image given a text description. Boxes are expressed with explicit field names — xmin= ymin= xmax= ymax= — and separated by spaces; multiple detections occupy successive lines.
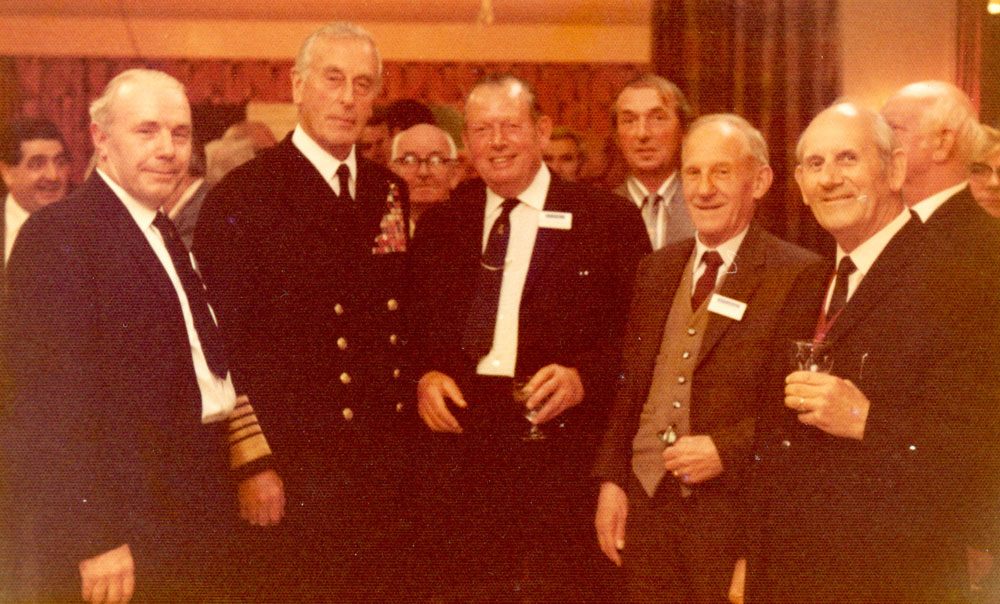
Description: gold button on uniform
xmin=395 ymin=402 xmax=404 ymax=413
xmin=334 ymin=303 xmax=345 ymax=315
xmin=340 ymin=372 xmax=351 ymax=384
xmin=387 ymin=299 xmax=399 ymax=311
xmin=393 ymin=368 xmax=401 ymax=379
xmin=342 ymin=408 xmax=354 ymax=421
xmin=337 ymin=337 xmax=348 ymax=350
xmin=389 ymin=334 xmax=398 ymax=345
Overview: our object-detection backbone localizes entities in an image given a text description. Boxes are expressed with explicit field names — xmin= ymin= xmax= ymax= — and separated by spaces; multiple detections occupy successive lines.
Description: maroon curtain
xmin=652 ymin=0 xmax=840 ymax=253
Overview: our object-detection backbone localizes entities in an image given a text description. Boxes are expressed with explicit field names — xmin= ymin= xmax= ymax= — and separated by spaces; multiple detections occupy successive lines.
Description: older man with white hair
xmin=390 ymin=123 xmax=460 ymax=233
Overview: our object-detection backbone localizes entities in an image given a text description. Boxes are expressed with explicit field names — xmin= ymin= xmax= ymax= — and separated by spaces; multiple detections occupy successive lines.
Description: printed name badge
xmin=538 ymin=211 xmax=572 ymax=230
xmin=707 ymin=293 xmax=747 ymax=321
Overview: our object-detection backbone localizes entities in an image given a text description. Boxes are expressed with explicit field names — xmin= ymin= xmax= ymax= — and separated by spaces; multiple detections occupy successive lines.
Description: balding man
xmin=593 ymin=114 xmax=817 ymax=604
xmin=3 ymin=69 xmax=279 ymax=603
xmin=389 ymin=123 xmax=460 ymax=232
xmin=741 ymin=102 xmax=998 ymax=604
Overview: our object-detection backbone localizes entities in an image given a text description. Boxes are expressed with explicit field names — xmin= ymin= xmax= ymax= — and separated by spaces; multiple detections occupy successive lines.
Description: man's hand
xmin=594 ymin=482 xmax=628 ymax=567
xmin=729 ymin=558 xmax=746 ymax=604
xmin=238 ymin=469 xmax=285 ymax=526
xmin=524 ymin=364 xmax=584 ymax=424
xmin=784 ymin=371 xmax=869 ymax=440
xmin=662 ymin=435 xmax=724 ymax=484
xmin=417 ymin=371 xmax=467 ymax=433
xmin=79 ymin=543 xmax=134 ymax=604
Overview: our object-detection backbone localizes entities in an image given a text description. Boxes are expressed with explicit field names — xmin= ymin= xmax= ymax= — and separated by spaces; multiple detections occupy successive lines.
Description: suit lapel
xmin=521 ymin=179 xmax=573 ymax=303
xmin=637 ymin=242 xmax=692 ymax=371
xmin=697 ymin=224 xmax=768 ymax=366
xmin=822 ymin=218 xmax=922 ymax=347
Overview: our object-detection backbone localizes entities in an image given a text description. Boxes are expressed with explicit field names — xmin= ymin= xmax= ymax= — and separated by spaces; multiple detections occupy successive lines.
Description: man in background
xmin=543 ymin=126 xmax=584 ymax=182
xmin=613 ymin=74 xmax=695 ymax=250
xmin=390 ymin=123 xmax=461 ymax=233
xmin=0 ymin=117 xmax=70 ymax=269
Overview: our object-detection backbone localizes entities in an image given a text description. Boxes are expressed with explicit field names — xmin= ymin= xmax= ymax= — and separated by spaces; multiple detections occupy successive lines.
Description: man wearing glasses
xmin=389 ymin=123 xmax=461 ymax=234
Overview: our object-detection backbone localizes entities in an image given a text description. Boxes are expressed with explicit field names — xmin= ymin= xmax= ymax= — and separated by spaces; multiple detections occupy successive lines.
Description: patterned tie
xmin=152 ymin=212 xmax=228 ymax=378
xmin=334 ymin=164 xmax=351 ymax=201
xmin=462 ymin=199 xmax=520 ymax=360
xmin=826 ymin=256 xmax=857 ymax=319
xmin=691 ymin=251 xmax=724 ymax=309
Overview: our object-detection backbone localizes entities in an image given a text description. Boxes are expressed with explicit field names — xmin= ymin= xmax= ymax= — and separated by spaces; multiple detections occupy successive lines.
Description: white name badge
xmin=539 ymin=211 xmax=572 ymax=230
xmin=707 ymin=293 xmax=747 ymax=321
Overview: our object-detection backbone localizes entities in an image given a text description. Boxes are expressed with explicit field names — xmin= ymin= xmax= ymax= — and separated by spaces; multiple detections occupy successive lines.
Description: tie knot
xmin=837 ymin=256 xmax=857 ymax=279
xmin=334 ymin=164 xmax=351 ymax=198
xmin=501 ymin=198 xmax=520 ymax=214
xmin=645 ymin=194 xmax=662 ymax=209
xmin=701 ymin=250 xmax=724 ymax=270
xmin=153 ymin=211 xmax=178 ymax=238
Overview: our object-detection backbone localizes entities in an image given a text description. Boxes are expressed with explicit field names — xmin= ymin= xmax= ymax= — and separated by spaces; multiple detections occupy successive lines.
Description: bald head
xmin=390 ymin=124 xmax=459 ymax=208
xmin=881 ymin=81 xmax=979 ymax=206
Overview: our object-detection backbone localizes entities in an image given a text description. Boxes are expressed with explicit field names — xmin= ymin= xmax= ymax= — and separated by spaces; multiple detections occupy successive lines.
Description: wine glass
xmin=512 ymin=378 xmax=546 ymax=441
xmin=792 ymin=340 xmax=834 ymax=373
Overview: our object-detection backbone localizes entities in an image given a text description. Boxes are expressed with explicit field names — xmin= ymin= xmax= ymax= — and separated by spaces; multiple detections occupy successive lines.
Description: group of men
xmin=2 ymin=19 xmax=998 ymax=604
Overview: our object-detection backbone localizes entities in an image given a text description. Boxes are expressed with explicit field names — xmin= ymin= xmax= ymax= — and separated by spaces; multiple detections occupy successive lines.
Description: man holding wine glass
xmin=408 ymin=74 xmax=649 ymax=602
xmin=592 ymin=113 xmax=818 ymax=604
xmin=740 ymin=102 xmax=999 ymax=604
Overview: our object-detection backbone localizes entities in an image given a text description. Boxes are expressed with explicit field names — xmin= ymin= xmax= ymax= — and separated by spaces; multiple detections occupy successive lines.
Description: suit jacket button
xmin=337 ymin=337 xmax=348 ymax=350
xmin=340 ymin=372 xmax=351 ymax=384
xmin=334 ymin=303 xmax=345 ymax=315
xmin=342 ymin=408 xmax=354 ymax=421
xmin=387 ymin=299 xmax=399 ymax=311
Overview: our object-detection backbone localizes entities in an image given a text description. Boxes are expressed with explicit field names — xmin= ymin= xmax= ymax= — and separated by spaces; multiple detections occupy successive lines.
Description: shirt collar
xmin=910 ymin=181 xmax=967 ymax=222
xmin=485 ymin=163 xmax=552 ymax=215
xmin=836 ymin=208 xmax=911 ymax=278
xmin=626 ymin=172 xmax=678 ymax=206
xmin=6 ymin=193 xmax=31 ymax=229
xmin=97 ymin=169 xmax=159 ymax=231
xmin=694 ymin=224 xmax=750 ymax=268
xmin=292 ymin=124 xmax=357 ymax=187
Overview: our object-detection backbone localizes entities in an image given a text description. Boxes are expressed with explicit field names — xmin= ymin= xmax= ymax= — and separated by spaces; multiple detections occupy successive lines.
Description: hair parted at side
xmin=0 ymin=118 xmax=67 ymax=165
xmin=613 ymin=74 xmax=694 ymax=130
xmin=464 ymin=74 xmax=544 ymax=122
xmin=296 ymin=21 xmax=382 ymax=82
xmin=89 ymin=69 xmax=187 ymax=129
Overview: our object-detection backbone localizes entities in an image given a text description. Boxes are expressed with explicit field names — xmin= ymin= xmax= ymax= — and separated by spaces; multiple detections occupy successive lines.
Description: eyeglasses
xmin=392 ymin=154 xmax=454 ymax=170
xmin=969 ymin=162 xmax=1000 ymax=181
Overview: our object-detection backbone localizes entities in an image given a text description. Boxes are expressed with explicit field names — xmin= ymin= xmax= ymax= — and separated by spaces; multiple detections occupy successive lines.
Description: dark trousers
xmin=622 ymin=475 xmax=738 ymax=604
xmin=411 ymin=376 xmax=620 ymax=604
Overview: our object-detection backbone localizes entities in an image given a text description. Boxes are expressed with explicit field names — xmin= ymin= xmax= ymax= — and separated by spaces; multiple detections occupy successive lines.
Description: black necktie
xmin=335 ymin=164 xmax=351 ymax=201
xmin=152 ymin=212 xmax=228 ymax=378
xmin=691 ymin=251 xmax=724 ymax=309
xmin=462 ymin=199 xmax=520 ymax=360
xmin=826 ymin=256 xmax=857 ymax=319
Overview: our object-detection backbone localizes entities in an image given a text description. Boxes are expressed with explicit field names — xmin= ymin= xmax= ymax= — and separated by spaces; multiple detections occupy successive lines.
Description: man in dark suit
xmin=3 ymin=69 xmax=281 ymax=604
xmin=741 ymin=102 xmax=998 ymax=603
xmin=882 ymin=81 xmax=1000 ymax=595
xmin=592 ymin=114 xmax=818 ymax=604
xmin=193 ymin=21 xmax=410 ymax=604
xmin=0 ymin=118 xmax=70 ymax=272
xmin=409 ymin=74 xmax=649 ymax=603
xmin=612 ymin=74 xmax=695 ymax=250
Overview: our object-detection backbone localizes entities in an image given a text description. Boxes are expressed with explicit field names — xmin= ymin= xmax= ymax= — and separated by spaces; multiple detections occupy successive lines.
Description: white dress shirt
xmin=626 ymin=172 xmax=680 ymax=250
xmin=691 ymin=226 xmax=750 ymax=295
xmin=4 ymin=193 xmax=30 ymax=264
xmin=476 ymin=164 xmax=552 ymax=377
xmin=98 ymin=169 xmax=236 ymax=423
xmin=910 ymin=181 xmax=967 ymax=223
xmin=292 ymin=125 xmax=357 ymax=199
xmin=826 ymin=208 xmax=911 ymax=312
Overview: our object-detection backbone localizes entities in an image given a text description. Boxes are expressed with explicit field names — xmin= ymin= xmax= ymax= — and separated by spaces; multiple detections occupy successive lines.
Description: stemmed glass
xmin=513 ymin=378 xmax=546 ymax=441
xmin=792 ymin=340 xmax=834 ymax=373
